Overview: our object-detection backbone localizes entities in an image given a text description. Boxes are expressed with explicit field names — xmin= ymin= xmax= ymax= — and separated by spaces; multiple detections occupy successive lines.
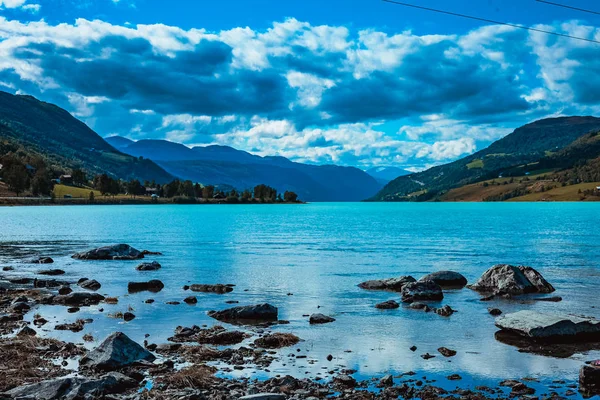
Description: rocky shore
xmin=1 ymin=244 xmax=599 ymax=399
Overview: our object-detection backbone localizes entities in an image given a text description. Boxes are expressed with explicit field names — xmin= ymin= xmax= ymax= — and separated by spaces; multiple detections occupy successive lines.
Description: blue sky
xmin=1 ymin=0 xmax=599 ymax=171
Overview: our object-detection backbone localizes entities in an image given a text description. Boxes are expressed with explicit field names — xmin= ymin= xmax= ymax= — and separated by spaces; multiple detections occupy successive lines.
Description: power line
xmin=381 ymin=0 xmax=600 ymax=44
xmin=535 ymin=0 xmax=600 ymax=16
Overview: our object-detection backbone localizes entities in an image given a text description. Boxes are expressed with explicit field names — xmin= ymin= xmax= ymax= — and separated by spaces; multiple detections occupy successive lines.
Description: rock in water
xmin=80 ymin=332 xmax=156 ymax=371
xmin=136 ymin=261 xmax=161 ymax=271
xmin=208 ymin=303 xmax=278 ymax=323
xmin=78 ymin=279 xmax=101 ymax=291
xmin=38 ymin=269 xmax=65 ymax=276
xmin=5 ymin=372 xmax=136 ymax=399
xmin=72 ymin=244 xmax=144 ymax=260
xmin=401 ymin=280 xmax=443 ymax=303
xmin=128 ymin=280 xmax=164 ymax=293
xmin=190 ymin=284 xmax=233 ymax=294
xmin=495 ymin=311 xmax=600 ymax=341
xmin=375 ymin=300 xmax=400 ymax=309
xmin=358 ymin=276 xmax=416 ymax=291
xmin=309 ymin=313 xmax=336 ymax=324
xmin=580 ymin=361 xmax=600 ymax=397
xmin=27 ymin=256 xmax=54 ymax=264
xmin=469 ymin=264 xmax=555 ymax=295
xmin=419 ymin=271 xmax=467 ymax=288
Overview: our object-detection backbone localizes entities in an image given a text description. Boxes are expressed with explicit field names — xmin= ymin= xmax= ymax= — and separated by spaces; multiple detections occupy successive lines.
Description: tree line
xmin=0 ymin=152 xmax=300 ymax=202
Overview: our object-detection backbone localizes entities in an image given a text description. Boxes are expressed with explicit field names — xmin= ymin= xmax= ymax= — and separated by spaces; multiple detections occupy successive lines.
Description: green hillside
xmin=372 ymin=116 xmax=600 ymax=201
xmin=0 ymin=91 xmax=172 ymax=183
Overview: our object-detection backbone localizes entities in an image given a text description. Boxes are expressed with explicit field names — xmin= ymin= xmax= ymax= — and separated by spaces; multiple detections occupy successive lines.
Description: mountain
xmin=111 ymin=137 xmax=382 ymax=201
xmin=366 ymin=166 xmax=411 ymax=184
xmin=104 ymin=135 xmax=134 ymax=149
xmin=0 ymin=91 xmax=172 ymax=183
xmin=372 ymin=116 xmax=600 ymax=201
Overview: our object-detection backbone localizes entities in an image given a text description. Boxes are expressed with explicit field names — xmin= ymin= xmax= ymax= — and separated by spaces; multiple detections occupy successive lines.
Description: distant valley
xmin=106 ymin=137 xmax=383 ymax=202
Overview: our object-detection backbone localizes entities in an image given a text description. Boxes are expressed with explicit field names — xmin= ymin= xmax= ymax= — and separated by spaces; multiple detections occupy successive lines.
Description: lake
xmin=1 ymin=203 xmax=599 ymax=397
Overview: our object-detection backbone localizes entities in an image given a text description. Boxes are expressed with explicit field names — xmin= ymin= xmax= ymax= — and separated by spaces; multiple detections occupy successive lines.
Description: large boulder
xmin=80 ymin=332 xmax=156 ymax=371
xmin=4 ymin=372 xmax=137 ymax=399
xmin=208 ymin=303 xmax=278 ymax=323
xmin=27 ymin=256 xmax=54 ymax=264
xmin=128 ymin=280 xmax=164 ymax=293
xmin=580 ymin=361 xmax=600 ymax=397
xmin=72 ymin=244 xmax=144 ymax=260
xmin=401 ymin=280 xmax=443 ymax=303
xmin=358 ymin=276 xmax=416 ymax=292
xmin=190 ymin=284 xmax=233 ymax=294
xmin=496 ymin=311 xmax=600 ymax=341
xmin=53 ymin=292 xmax=105 ymax=306
xmin=469 ymin=264 xmax=554 ymax=295
xmin=419 ymin=271 xmax=467 ymax=288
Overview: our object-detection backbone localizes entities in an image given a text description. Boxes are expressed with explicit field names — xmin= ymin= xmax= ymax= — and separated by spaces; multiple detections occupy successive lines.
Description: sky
xmin=0 ymin=0 xmax=599 ymax=171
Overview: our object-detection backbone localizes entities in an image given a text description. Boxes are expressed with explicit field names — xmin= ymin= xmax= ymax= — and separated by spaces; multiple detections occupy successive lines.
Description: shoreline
xmin=0 ymin=197 xmax=305 ymax=207
xmin=0 ymin=245 xmax=599 ymax=398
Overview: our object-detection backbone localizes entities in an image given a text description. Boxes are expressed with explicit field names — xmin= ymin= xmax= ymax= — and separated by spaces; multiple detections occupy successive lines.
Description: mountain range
xmin=372 ymin=116 xmax=600 ymax=201
xmin=106 ymin=137 xmax=382 ymax=201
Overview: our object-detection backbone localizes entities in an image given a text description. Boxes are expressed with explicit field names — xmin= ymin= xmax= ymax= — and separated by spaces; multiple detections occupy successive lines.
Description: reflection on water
xmin=1 ymin=203 xmax=599 ymax=396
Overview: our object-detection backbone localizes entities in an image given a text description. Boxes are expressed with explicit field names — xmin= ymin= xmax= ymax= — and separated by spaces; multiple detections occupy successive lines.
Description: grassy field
xmin=53 ymin=184 xmax=101 ymax=199
xmin=466 ymin=159 xmax=484 ymax=169
xmin=508 ymin=182 xmax=600 ymax=202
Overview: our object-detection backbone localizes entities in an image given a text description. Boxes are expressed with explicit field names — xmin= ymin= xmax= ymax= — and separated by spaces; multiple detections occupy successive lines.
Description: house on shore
xmin=59 ymin=175 xmax=73 ymax=185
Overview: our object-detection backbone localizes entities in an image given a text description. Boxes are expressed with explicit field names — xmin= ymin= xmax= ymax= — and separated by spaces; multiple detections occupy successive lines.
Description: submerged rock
xmin=53 ymin=292 xmax=105 ymax=307
xmin=419 ymin=271 xmax=467 ymax=288
xmin=208 ymin=303 xmax=278 ymax=323
xmin=438 ymin=347 xmax=457 ymax=357
xmin=190 ymin=284 xmax=233 ymax=294
xmin=5 ymin=372 xmax=136 ymax=399
xmin=401 ymin=280 xmax=443 ymax=303
xmin=136 ymin=261 xmax=161 ymax=271
xmin=27 ymin=256 xmax=54 ymax=264
xmin=580 ymin=361 xmax=600 ymax=397
xmin=358 ymin=276 xmax=416 ymax=292
xmin=80 ymin=332 xmax=156 ymax=371
xmin=469 ymin=264 xmax=555 ymax=295
xmin=309 ymin=313 xmax=336 ymax=324
xmin=37 ymin=269 xmax=65 ymax=276
xmin=495 ymin=311 xmax=600 ymax=341
xmin=128 ymin=280 xmax=164 ymax=293
xmin=375 ymin=300 xmax=400 ymax=309
xmin=72 ymin=244 xmax=144 ymax=260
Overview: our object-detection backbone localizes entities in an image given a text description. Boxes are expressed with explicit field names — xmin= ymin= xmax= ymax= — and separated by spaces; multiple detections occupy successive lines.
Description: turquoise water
xmin=1 ymin=203 xmax=600 ymax=395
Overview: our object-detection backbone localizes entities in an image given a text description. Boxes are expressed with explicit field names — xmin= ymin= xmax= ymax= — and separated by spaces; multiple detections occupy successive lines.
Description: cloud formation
xmin=0 ymin=15 xmax=599 ymax=169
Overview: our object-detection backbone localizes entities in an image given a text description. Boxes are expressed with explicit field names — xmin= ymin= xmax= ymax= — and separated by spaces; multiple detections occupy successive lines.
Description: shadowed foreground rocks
xmin=4 ymin=372 xmax=137 ymax=400
xmin=580 ymin=360 xmax=600 ymax=398
xmin=80 ymin=332 xmax=156 ymax=371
